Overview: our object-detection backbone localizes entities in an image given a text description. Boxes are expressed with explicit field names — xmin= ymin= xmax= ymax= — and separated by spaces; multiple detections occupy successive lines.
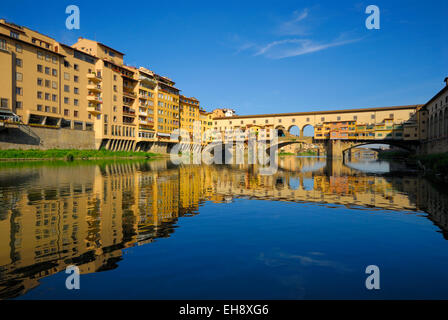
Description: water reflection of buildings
xmin=0 ymin=158 xmax=447 ymax=299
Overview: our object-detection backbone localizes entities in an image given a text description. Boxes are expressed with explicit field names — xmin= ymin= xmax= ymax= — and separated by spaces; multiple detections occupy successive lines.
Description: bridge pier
xmin=326 ymin=140 xmax=344 ymax=158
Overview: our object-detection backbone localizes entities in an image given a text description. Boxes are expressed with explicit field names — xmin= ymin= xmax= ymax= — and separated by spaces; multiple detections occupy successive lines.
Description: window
xmin=37 ymin=91 xmax=42 ymax=99
xmin=74 ymin=75 xmax=79 ymax=82
xmin=74 ymin=111 xmax=79 ymax=118
xmin=45 ymin=106 xmax=50 ymax=112
xmin=15 ymin=43 xmax=22 ymax=52
xmin=74 ymin=99 xmax=79 ymax=106
xmin=354 ymin=116 xmax=357 ymax=120
xmin=37 ymin=78 xmax=43 ymax=86
xmin=37 ymin=51 xmax=43 ymax=59
xmin=16 ymin=72 xmax=22 ymax=81
xmin=74 ymin=64 xmax=79 ymax=71
xmin=37 ymin=64 xmax=43 ymax=72
xmin=321 ymin=117 xmax=325 ymax=121
xmin=64 ymin=72 xmax=70 ymax=80
xmin=45 ymin=67 xmax=50 ymax=74
xmin=52 ymin=107 xmax=56 ymax=113
xmin=1 ymin=98 xmax=8 ymax=109
xmin=52 ymin=56 xmax=57 ymax=64
xmin=15 ymin=58 xmax=22 ymax=67
xmin=15 ymin=101 xmax=22 ymax=109
xmin=64 ymin=97 xmax=69 ymax=104
xmin=45 ymin=93 xmax=50 ymax=100
xmin=45 ymin=80 xmax=50 ymax=87
xmin=52 ymin=94 xmax=57 ymax=102
xmin=16 ymin=87 xmax=22 ymax=95
xmin=64 ymin=109 xmax=69 ymax=116
xmin=52 ymin=68 xmax=57 ymax=76
xmin=74 ymin=87 xmax=79 ymax=94
xmin=64 ymin=85 xmax=69 ymax=93
xmin=0 ymin=39 xmax=6 ymax=51
xmin=45 ymin=54 xmax=50 ymax=62
xmin=52 ymin=81 xmax=57 ymax=89
xmin=10 ymin=31 xmax=19 ymax=39
xmin=64 ymin=60 xmax=70 ymax=67
xmin=37 ymin=104 xmax=42 ymax=111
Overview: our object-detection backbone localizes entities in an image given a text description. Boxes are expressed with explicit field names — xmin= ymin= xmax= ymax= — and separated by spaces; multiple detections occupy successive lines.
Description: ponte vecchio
xmin=212 ymin=104 xmax=426 ymax=157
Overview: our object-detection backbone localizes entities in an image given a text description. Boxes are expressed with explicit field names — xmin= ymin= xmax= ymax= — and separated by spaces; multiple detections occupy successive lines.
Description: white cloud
xmin=254 ymin=37 xmax=361 ymax=59
xmin=230 ymin=8 xmax=363 ymax=59
xmin=277 ymin=8 xmax=310 ymax=36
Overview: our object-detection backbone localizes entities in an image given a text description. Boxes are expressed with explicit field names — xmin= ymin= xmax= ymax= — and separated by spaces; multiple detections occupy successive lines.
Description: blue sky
xmin=1 ymin=0 xmax=447 ymax=115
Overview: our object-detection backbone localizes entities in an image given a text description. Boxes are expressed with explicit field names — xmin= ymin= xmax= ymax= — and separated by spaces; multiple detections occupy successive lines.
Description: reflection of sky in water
xmin=288 ymin=177 xmax=314 ymax=190
xmin=289 ymin=177 xmax=300 ymax=190
xmin=300 ymin=161 xmax=326 ymax=173
xmin=345 ymin=160 xmax=390 ymax=173
xmin=302 ymin=178 xmax=314 ymax=190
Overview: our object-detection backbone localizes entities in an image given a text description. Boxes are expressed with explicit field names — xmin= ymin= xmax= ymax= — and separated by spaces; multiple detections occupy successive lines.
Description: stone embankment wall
xmin=0 ymin=126 xmax=95 ymax=150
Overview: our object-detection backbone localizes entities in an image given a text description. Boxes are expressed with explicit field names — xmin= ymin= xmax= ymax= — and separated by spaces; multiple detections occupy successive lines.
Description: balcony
xmin=87 ymin=94 xmax=102 ymax=103
xmin=87 ymin=72 xmax=102 ymax=82
xmin=123 ymin=90 xmax=136 ymax=99
xmin=123 ymin=108 xmax=136 ymax=117
xmin=87 ymin=84 xmax=102 ymax=92
xmin=123 ymin=117 xmax=135 ymax=125
xmin=87 ymin=104 xmax=102 ymax=115
xmin=139 ymin=120 xmax=154 ymax=128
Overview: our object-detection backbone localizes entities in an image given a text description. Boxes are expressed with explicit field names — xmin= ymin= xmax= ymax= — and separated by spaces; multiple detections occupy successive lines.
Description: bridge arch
xmin=288 ymin=125 xmax=300 ymax=137
xmin=341 ymin=141 xmax=416 ymax=156
xmin=275 ymin=125 xmax=286 ymax=137
xmin=301 ymin=124 xmax=315 ymax=137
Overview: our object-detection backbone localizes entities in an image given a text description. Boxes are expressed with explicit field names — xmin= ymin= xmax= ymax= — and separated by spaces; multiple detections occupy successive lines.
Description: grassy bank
xmin=278 ymin=152 xmax=295 ymax=156
xmin=415 ymin=153 xmax=448 ymax=176
xmin=378 ymin=150 xmax=410 ymax=159
xmin=278 ymin=151 xmax=318 ymax=156
xmin=297 ymin=151 xmax=318 ymax=156
xmin=0 ymin=149 xmax=164 ymax=160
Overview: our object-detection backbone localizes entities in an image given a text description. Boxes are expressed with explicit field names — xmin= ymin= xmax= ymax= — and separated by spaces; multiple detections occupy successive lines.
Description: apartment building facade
xmin=180 ymin=95 xmax=200 ymax=136
xmin=0 ymin=19 xmax=193 ymax=152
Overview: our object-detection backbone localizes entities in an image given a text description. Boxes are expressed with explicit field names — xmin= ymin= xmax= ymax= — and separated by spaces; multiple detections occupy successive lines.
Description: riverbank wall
xmin=0 ymin=126 xmax=95 ymax=150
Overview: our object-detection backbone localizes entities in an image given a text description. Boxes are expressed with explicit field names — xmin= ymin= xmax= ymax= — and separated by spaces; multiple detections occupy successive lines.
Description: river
xmin=0 ymin=156 xmax=447 ymax=299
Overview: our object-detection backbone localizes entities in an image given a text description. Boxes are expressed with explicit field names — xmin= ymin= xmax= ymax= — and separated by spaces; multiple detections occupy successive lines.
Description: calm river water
xmin=1 ymin=156 xmax=448 ymax=299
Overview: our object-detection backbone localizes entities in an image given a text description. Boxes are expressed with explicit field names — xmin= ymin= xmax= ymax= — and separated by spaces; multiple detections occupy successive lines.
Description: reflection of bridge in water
xmin=0 ymin=158 xmax=447 ymax=299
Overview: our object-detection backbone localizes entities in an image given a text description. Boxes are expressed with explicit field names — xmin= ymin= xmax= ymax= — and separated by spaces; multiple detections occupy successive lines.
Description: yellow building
xmin=180 ymin=95 xmax=200 ymax=137
xmin=155 ymin=74 xmax=180 ymax=139
xmin=199 ymin=109 xmax=214 ymax=143
xmin=0 ymin=19 xmax=213 ymax=152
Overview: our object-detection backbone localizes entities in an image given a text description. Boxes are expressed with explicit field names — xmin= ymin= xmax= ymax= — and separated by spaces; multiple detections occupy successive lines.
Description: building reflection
xmin=0 ymin=158 xmax=447 ymax=299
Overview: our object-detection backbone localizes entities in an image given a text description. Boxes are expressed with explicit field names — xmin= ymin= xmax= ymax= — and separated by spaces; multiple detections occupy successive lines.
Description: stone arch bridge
xmin=210 ymin=104 xmax=424 ymax=158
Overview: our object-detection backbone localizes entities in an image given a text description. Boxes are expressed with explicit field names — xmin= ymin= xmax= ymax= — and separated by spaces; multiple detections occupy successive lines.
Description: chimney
xmin=445 ymin=77 xmax=448 ymax=86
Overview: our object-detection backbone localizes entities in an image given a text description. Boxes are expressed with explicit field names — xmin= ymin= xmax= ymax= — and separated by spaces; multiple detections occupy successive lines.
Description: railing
xmin=87 ymin=94 xmax=102 ymax=101
xmin=0 ymin=114 xmax=20 ymax=123
xmin=0 ymin=113 xmax=42 ymax=143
